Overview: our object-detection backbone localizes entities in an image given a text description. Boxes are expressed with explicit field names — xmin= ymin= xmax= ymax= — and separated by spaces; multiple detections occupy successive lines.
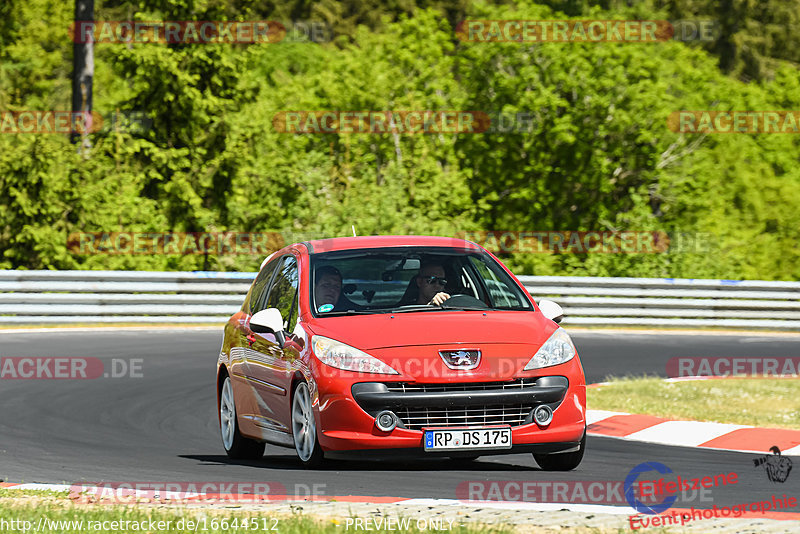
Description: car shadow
xmin=179 ymin=454 xmax=541 ymax=471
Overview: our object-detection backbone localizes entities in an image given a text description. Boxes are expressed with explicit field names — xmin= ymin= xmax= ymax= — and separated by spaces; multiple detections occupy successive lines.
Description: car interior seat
xmin=397 ymin=276 xmax=420 ymax=306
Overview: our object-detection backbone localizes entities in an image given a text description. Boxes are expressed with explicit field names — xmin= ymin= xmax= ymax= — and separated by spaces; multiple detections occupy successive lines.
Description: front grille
xmin=351 ymin=377 xmax=567 ymax=431
xmin=385 ymin=378 xmax=538 ymax=393
xmin=396 ymin=404 xmax=532 ymax=430
xmin=383 ymin=379 xmax=539 ymax=429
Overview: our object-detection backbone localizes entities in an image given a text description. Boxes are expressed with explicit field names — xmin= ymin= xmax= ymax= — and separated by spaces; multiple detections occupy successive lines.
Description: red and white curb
xmin=587 ymin=409 xmax=800 ymax=456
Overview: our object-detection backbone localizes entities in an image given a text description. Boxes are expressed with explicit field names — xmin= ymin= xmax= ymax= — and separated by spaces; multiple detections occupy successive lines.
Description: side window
xmin=456 ymin=264 xmax=481 ymax=300
xmin=248 ymin=259 xmax=279 ymax=314
xmin=468 ymin=256 xmax=530 ymax=308
xmin=265 ymin=255 xmax=299 ymax=330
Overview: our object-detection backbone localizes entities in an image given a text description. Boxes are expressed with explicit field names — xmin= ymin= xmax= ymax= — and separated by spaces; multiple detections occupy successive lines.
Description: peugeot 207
xmin=216 ymin=236 xmax=586 ymax=469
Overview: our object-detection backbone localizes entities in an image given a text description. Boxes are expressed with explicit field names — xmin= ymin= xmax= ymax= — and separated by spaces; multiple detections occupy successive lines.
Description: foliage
xmin=0 ymin=0 xmax=798 ymax=279
xmin=536 ymin=0 xmax=800 ymax=81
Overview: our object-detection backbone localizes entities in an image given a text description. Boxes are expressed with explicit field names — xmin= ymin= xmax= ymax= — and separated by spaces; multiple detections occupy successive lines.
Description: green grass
xmin=587 ymin=377 xmax=800 ymax=429
xmin=0 ymin=498 xmax=515 ymax=534
xmin=0 ymin=488 xmax=70 ymax=498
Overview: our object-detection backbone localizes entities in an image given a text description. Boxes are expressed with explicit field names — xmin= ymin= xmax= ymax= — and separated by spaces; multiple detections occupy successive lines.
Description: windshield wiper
xmin=317 ymin=310 xmax=382 ymax=317
xmin=389 ymin=305 xmax=443 ymax=313
xmin=389 ymin=305 xmax=489 ymax=313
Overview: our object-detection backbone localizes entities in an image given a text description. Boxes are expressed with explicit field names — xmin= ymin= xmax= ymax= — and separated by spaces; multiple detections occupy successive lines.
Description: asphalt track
xmin=0 ymin=329 xmax=798 ymax=511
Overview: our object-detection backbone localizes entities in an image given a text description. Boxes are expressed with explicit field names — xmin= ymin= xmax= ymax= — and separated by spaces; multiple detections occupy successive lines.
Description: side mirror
xmin=250 ymin=308 xmax=286 ymax=346
xmin=538 ymin=299 xmax=564 ymax=324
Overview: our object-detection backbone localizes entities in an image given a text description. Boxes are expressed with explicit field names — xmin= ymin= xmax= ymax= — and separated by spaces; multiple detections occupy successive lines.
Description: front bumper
xmin=323 ymin=439 xmax=583 ymax=460
xmin=314 ymin=361 xmax=586 ymax=452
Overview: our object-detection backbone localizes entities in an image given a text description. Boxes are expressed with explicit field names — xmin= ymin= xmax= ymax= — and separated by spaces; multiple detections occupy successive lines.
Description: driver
xmin=315 ymin=266 xmax=342 ymax=311
xmin=416 ymin=262 xmax=451 ymax=306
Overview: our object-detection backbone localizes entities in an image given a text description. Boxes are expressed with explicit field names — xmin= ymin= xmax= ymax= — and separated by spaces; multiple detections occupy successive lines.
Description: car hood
xmin=305 ymin=310 xmax=558 ymax=351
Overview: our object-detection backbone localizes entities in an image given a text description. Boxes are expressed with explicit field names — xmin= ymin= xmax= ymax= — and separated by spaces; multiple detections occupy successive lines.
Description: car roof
xmin=303 ymin=235 xmax=483 ymax=254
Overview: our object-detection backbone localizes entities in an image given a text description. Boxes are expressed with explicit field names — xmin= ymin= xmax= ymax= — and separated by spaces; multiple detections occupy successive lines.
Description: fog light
xmin=375 ymin=410 xmax=398 ymax=432
xmin=534 ymin=405 xmax=553 ymax=426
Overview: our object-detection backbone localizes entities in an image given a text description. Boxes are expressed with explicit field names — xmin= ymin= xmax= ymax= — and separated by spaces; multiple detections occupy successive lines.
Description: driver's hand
xmin=429 ymin=292 xmax=451 ymax=306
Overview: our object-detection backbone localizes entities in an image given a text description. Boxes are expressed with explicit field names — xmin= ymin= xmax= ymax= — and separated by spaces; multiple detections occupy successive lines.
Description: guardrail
xmin=517 ymin=276 xmax=800 ymax=329
xmin=1 ymin=270 xmax=799 ymax=329
xmin=0 ymin=270 xmax=252 ymax=324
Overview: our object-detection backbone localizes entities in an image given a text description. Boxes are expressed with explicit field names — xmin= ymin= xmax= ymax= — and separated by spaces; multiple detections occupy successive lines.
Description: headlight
xmin=312 ymin=335 xmax=399 ymax=375
xmin=523 ymin=328 xmax=576 ymax=370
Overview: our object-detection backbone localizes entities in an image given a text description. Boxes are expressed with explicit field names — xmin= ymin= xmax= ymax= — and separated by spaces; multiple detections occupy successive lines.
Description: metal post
xmin=70 ymin=0 xmax=94 ymax=149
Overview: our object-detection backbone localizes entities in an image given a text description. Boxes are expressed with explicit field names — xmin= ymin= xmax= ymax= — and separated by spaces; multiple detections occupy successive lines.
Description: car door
xmin=245 ymin=254 xmax=300 ymax=438
xmin=229 ymin=257 xmax=280 ymax=435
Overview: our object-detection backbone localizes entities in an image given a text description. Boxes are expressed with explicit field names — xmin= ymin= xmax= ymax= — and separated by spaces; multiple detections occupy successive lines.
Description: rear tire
xmin=533 ymin=431 xmax=585 ymax=471
xmin=292 ymin=381 xmax=324 ymax=468
xmin=219 ymin=375 xmax=266 ymax=460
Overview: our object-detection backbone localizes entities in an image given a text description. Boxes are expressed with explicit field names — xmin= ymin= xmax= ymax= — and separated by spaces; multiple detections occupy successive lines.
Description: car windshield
xmin=309 ymin=247 xmax=532 ymax=315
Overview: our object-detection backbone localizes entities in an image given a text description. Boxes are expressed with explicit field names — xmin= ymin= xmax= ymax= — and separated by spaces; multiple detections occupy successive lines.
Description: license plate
xmin=423 ymin=426 xmax=512 ymax=451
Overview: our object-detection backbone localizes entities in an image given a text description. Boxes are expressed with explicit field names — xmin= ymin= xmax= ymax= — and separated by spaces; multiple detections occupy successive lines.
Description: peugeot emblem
xmin=439 ymin=349 xmax=481 ymax=370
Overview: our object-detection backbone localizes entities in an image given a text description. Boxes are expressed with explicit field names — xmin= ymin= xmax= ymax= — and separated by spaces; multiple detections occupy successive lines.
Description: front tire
xmin=219 ymin=375 xmax=265 ymax=460
xmin=533 ymin=431 xmax=586 ymax=471
xmin=292 ymin=381 xmax=324 ymax=468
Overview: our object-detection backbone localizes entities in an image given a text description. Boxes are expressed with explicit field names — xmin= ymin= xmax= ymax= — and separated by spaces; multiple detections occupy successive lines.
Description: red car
xmin=216 ymin=236 xmax=586 ymax=469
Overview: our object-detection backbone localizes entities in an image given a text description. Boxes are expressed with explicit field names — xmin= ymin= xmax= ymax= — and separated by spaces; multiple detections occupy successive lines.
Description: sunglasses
xmin=422 ymin=276 xmax=447 ymax=286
